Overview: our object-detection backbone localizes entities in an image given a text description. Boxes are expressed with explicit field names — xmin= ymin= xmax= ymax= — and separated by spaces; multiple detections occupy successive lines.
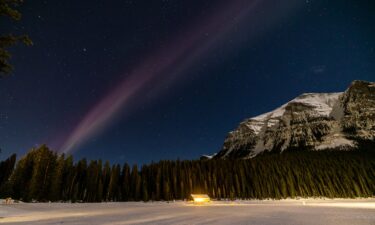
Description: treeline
xmin=0 ymin=145 xmax=374 ymax=202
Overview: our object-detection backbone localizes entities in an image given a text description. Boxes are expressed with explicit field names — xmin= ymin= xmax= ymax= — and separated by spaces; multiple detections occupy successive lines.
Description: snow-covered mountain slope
xmin=214 ymin=80 xmax=375 ymax=159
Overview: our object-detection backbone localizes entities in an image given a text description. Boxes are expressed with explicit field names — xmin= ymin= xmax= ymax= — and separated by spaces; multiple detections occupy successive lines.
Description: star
xmin=0 ymin=113 xmax=9 ymax=120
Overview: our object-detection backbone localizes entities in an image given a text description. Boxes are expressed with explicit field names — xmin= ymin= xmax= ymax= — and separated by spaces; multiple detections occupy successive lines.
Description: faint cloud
xmin=310 ymin=65 xmax=326 ymax=74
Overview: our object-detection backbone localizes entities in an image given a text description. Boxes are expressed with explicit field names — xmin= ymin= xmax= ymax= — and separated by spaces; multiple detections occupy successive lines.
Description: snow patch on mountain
xmin=291 ymin=93 xmax=342 ymax=116
xmin=316 ymin=136 xmax=355 ymax=150
xmin=245 ymin=92 xmax=342 ymax=136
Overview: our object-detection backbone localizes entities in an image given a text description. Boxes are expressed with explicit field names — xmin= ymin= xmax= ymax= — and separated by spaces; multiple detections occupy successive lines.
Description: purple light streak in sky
xmin=59 ymin=0 xmax=301 ymax=154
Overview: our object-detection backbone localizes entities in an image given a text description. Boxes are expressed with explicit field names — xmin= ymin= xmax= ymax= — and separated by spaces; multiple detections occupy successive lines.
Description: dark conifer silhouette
xmin=0 ymin=145 xmax=374 ymax=201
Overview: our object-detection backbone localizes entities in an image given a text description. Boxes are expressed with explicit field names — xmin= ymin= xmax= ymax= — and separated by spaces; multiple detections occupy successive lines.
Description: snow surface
xmin=1 ymin=199 xmax=374 ymax=225
xmin=316 ymin=136 xmax=355 ymax=150
xmin=201 ymin=153 xmax=216 ymax=159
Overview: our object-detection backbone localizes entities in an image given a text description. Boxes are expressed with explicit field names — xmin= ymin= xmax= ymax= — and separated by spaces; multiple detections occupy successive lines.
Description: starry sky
xmin=0 ymin=0 xmax=374 ymax=164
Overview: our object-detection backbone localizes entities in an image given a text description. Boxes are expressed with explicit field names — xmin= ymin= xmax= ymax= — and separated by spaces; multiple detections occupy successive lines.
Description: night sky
xmin=1 ymin=0 xmax=374 ymax=164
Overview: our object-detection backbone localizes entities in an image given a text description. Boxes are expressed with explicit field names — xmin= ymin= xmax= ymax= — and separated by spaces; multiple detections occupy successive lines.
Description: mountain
xmin=214 ymin=80 xmax=375 ymax=159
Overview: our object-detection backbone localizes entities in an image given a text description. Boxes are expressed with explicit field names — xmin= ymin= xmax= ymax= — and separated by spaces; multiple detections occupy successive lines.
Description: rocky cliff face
xmin=214 ymin=80 xmax=375 ymax=159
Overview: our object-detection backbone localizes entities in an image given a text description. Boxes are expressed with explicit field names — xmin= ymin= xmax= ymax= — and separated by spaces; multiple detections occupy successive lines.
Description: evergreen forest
xmin=0 ymin=145 xmax=374 ymax=202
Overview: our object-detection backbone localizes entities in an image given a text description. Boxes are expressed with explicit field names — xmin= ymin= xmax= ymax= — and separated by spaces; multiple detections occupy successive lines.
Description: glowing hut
xmin=191 ymin=194 xmax=210 ymax=203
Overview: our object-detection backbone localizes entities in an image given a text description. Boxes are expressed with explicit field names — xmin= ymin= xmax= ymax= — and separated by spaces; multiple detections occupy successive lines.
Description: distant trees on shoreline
xmin=0 ymin=145 xmax=374 ymax=202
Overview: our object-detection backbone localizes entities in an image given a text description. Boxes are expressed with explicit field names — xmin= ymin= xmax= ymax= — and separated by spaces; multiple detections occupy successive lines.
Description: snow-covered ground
xmin=0 ymin=199 xmax=374 ymax=225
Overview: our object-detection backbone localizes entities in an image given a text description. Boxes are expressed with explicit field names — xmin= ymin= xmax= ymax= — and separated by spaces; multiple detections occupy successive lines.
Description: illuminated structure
xmin=191 ymin=194 xmax=210 ymax=203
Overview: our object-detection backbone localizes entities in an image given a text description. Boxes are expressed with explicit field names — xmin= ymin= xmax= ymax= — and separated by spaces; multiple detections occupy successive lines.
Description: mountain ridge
xmin=212 ymin=80 xmax=375 ymax=159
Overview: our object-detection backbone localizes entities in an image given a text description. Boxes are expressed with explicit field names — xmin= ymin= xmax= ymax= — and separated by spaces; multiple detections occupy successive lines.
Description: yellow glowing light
xmin=194 ymin=198 xmax=207 ymax=203
xmin=191 ymin=194 xmax=210 ymax=203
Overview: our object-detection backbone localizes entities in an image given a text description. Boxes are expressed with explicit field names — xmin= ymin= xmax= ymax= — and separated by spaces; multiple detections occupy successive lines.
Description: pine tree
xmin=0 ymin=154 xmax=16 ymax=197
xmin=28 ymin=145 xmax=57 ymax=201
xmin=120 ymin=163 xmax=131 ymax=201
xmin=130 ymin=165 xmax=141 ymax=201
xmin=107 ymin=164 xmax=120 ymax=201
xmin=49 ymin=154 xmax=66 ymax=201
xmin=9 ymin=149 xmax=36 ymax=201
xmin=0 ymin=0 xmax=32 ymax=76
xmin=101 ymin=161 xmax=111 ymax=201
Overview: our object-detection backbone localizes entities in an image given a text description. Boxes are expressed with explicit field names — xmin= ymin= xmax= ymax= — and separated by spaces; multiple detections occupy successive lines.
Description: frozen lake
xmin=0 ymin=199 xmax=374 ymax=224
